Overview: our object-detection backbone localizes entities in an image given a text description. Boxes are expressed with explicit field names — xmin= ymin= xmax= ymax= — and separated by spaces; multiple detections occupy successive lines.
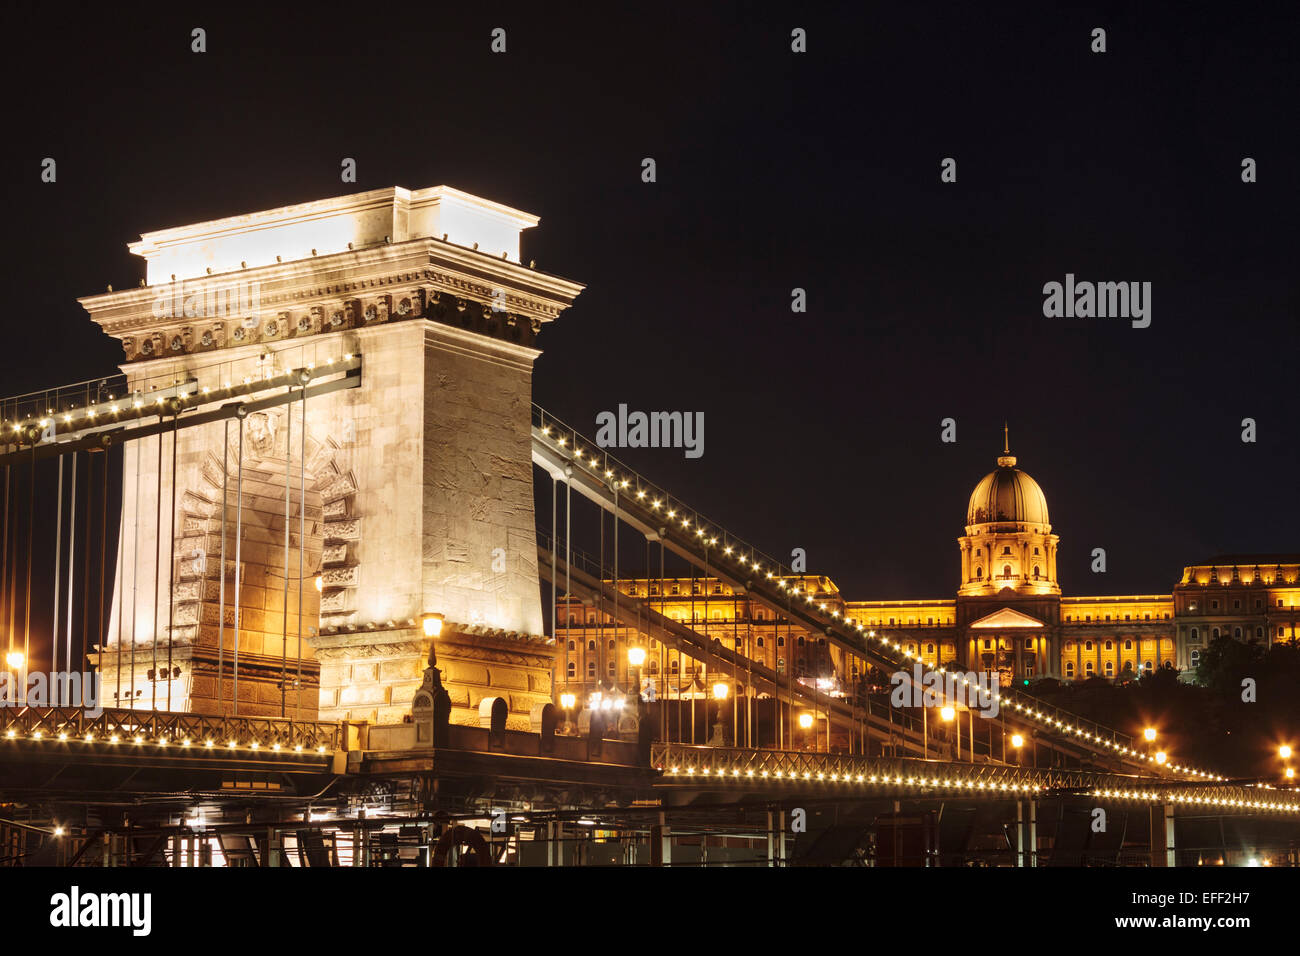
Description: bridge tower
xmin=79 ymin=186 xmax=584 ymax=727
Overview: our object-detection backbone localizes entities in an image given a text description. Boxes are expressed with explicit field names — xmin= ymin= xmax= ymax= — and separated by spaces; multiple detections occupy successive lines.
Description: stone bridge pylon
xmin=79 ymin=186 xmax=584 ymax=727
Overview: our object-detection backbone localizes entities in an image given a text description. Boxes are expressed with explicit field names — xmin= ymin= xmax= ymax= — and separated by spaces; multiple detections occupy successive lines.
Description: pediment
xmin=968 ymin=606 xmax=1045 ymax=629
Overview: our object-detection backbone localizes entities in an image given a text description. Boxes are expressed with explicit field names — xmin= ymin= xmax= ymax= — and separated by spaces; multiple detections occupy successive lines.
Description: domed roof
xmin=966 ymin=438 xmax=1049 ymax=526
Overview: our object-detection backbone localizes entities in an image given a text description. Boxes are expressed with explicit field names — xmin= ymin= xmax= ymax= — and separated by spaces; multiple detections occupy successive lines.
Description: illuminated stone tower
xmin=80 ymin=187 xmax=584 ymax=726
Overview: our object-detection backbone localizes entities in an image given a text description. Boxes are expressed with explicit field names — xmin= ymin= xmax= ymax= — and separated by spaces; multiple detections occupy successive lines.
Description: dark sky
xmin=4 ymin=2 xmax=1297 ymax=604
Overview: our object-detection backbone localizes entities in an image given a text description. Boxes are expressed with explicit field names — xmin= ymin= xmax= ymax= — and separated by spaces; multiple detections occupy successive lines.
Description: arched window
xmin=777 ymin=636 xmax=785 ymax=647
xmin=1085 ymin=661 xmax=1095 ymax=674
xmin=670 ymin=659 xmax=679 ymax=674
xmin=648 ymin=660 xmax=659 ymax=675
xmin=1190 ymin=627 xmax=1199 ymax=641
xmin=587 ymin=640 xmax=596 ymax=652
xmin=608 ymin=638 xmax=616 ymax=650
xmin=567 ymin=639 xmax=576 ymax=651
xmin=1085 ymin=641 xmax=1093 ymax=651
xmin=1212 ymin=628 xmax=1220 ymax=639
xmin=607 ymin=661 xmax=616 ymax=677
xmin=567 ymin=662 xmax=576 ymax=678
xmin=1104 ymin=660 xmax=1114 ymax=676
xmin=1190 ymin=649 xmax=1201 ymax=667
xmin=975 ymin=568 xmax=983 ymax=579
xmin=586 ymin=661 xmax=596 ymax=678
xmin=568 ymin=615 xmax=577 ymax=625
xmin=1233 ymin=627 xmax=1242 ymax=639
xmin=1033 ymin=565 xmax=1040 ymax=578
xmin=1144 ymin=660 xmax=1152 ymax=670
xmin=1123 ymin=639 xmax=1132 ymax=650
xmin=756 ymin=637 xmax=765 ymax=647
xmin=1002 ymin=565 xmax=1012 ymax=577
xmin=1065 ymin=661 xmax=1075 ymax=676
xmin=1256 ymin=627 xmax=1264 ymax=639
xmin=797 ymin=636 xmax=805 ymax=647
xmin=1104 ymin=641 xmax=1113 ymax=651
xmin=926 ymin=643 xmax=935 ymax=655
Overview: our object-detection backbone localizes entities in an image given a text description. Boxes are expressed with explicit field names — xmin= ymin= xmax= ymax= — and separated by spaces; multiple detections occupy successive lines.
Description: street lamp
xmin=1154 ymin=751 xmax=1167 ymax=766
xmin=1143 ymin=727 xmax=1157 ymax=742
xmin=4 ymin=651 xmax=22 ymax=671
xmin=1011 ymin=732 xmax=1024 ymax=766
xmin=422 ymin=613 xmax=444 ymax=638
xmin=1280 ymin=744 xmax=1292 ymax=760
xmin=314 ymin=574 xmax=323 ymax=593
xmin=940 ymin=705 xmax=958 ymax=760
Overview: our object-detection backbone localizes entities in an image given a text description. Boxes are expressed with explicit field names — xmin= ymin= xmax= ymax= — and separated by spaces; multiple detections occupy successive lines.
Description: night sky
xmin=4 ymin=3 xmax=1297 ymax=605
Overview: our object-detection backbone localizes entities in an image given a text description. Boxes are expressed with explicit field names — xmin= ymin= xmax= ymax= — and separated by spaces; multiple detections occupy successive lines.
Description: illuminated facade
xmin=556 ymin=441 xmax=1300 ymax=697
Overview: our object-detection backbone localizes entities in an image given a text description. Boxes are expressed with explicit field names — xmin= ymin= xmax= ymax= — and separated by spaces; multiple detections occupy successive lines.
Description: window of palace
xmin=649 ymin=660 xmax=659 ymax=674
xmin=568 ymin=662 xmax=576 ymax=677
xmin=1164 ymin=613 xmax=1170 ymax=619
xmin=1190 ymin=627 xmax=1199 ymax=641
xmin=976 ymin=548 xmax=981 ymax=555
xmin=1256 ymin=627 xmax=1264 ymax=639
xmin=692 ymin=582 xmax=701 ymax=595
xmin=1065 ymin=661 xmax=1075 ymax=676
xmin=1281 ymin=599 xmax=1286 ymax=607
xmin=1234 ymin=627 xmax=1242 ymax=638
xmin=628 ymin=585 xmax=637 ymax=596
xmin=756 ymin=609 xmax=765 ymax=620
xmin=1033 ymin=566 xmax=1040 ymax=577
xmin=975 ymin=568 xmax=982 ymax=579
xmin=588 ymin=614 xmax=596 ymax=624
xmin=734 ymin=638 xmax=741 ymax=649
xmin=928 ymin=617 xmax=934 ymax=625
xmin=1105 ymin=615 xmax=1111 ymax=621
xmin=983 ymin=639 xmax=993 ymax=650
xmin=1212 ymin=628 xmax=1220 ymax=639
xmin=1003 ymin=546 xmax=1012 ymax=554
xmin=671 ymin=584 xmax=680 ymax=595
xmin=1105 ymin=661 xmax=1114 ymax=676
xmin=608 ymin=638 xmax=616 ymax=650
xmin=909 ymin=618 xmax=916 ymax=625
xmin=713 ymin=585 xmax=723 ymax=594
xmin=587 ymin=662 xmax=596 ymax=678
xmin=1145 ymin=613 xmax=1151 ymax=620
xmin=1211 ymin=600 xmax=1219 ymax=609
xmin=1034 ymin=546 xmax=1040 ymax=554
xmin=607 ymin=661 xmax=616 ymax=677
xmin=1233 ymin=599 xmax=1240 ymax=609
xmin=568 ymin=615 xmax=576 ymax=625
xmin=567 ymin=640 xmax=576 ymax=651
xmin=1124 ymin=614 xmax=1130 ymax=621
xmin=890 ymin=618 xmax=896 ymax=625
xmin=1105 ymin=640 xmax=1113 ymax=651
xmin=1190 ymin=650 xmax=1201 ymax=667
xmin=1065 ymin=641 xmax=1073 ymax=650
xmin=1002 ymin=565 xmax=1011 ymax=577
xmin=1085 ymin=661 xmax=1095 ymax=674
xmin=1124 ymin=639 xmax=1132 ymax=650
xmin=757 ymin=637 xmax=764 ymax=647
xmin=1024 ymin=637 xmax=1033 ymax=649
xmin=649 ymin=584 xmax=658 ymax=595
xmin=671 ymin=660 xmax=679 ymax=673
xmin=587 ymin=640 xmax=596 ymax=651
xmin=778 ymin=636 xmax=785 ymax=647
xmin=927 ymin=643 xmax=935 ymax=655
xmin=1282 ymin=627 xmax=1287 ymax=637
xmin=1144 ymin=659 xmax=1152 ymax=670
xmin=1085 ymin=641 xmax=1093 ymax=651
xmin=1255 ymin=599 xmax=1262 ymax=608
xmin=797 ymin=636 xmax=805 ymax=646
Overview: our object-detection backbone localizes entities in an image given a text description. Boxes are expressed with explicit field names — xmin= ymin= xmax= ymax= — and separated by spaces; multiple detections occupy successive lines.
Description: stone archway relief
xmin=168 ymin=415 xmax=363 ymax=644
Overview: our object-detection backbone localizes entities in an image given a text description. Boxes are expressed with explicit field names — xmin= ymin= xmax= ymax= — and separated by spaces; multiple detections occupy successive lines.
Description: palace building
xmin=555 ymin=437 xmax=1300 ymax=702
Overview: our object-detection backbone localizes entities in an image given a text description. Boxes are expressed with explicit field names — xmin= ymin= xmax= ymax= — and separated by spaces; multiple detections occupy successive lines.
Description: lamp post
xmin=5 ymin=651 xmax=24 ymax=706
xmin=798 ymin=711 xmax=814 ymax=752
xmin=941 ymin=704 xmax=957 ymax=760
xmin=559 ymin=691 xmax=577 ymax=735
xmin=1010 ymin=732 xmax=1024 ymax=767
xmin=710 ymin=680 xmax=729 ymax=745
xmin=1281 ymin=744 xmax=1294 ymax=783
xmin=627 ymin=646 xmax=646 ymax=728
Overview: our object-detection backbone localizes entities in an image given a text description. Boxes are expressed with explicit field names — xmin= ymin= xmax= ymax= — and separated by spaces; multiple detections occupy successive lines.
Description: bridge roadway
xmin=530 ymin=404 xmax=1220 ymax=783
xmin=1 ymin=706 xmax=1292 ymax=817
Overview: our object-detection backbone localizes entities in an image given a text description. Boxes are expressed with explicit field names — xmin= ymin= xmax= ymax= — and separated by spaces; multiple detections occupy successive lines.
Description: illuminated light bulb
xmin=557 ymin=437 xmax=567 ymax=446
xmin=109 ymin=735 xmax=119 ymax=744
xmin=228 ymin=740 xmax=237 ymax=749
xmin=84 ymin=733 xmax=93 ymax=743
xmin=250 ymin=741 xmax=259 ymax=749
xmin=32 ymin=731 xmax=42 ymax=740
xmin=134 ymin=735 xmax=143 ymax=744
xmin=317 ymin=745 xmax=327 ymax=753
xmin=182 ymin=738 xmax=190 ymax=747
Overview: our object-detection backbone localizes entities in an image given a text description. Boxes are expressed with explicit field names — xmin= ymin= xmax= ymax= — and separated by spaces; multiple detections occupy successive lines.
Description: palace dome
xmin=966 ymin=452 xmax=1049 ymax=527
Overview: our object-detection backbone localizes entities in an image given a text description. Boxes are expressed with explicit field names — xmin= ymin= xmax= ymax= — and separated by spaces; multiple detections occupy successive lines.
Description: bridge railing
xmin=0 ymin=706 xmax=341 ymax=753
xmin=531 ymin=404 xmax=1214 ymax=778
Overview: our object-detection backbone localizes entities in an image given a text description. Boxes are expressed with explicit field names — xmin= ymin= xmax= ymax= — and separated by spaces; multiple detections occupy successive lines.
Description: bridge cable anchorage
xmin=531 ymin=403 xmax=1225 ymax=782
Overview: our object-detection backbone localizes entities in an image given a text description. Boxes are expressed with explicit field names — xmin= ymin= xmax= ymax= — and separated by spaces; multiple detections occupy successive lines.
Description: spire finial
xmin=997 ymin=422 xmax=1016 ymax=467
